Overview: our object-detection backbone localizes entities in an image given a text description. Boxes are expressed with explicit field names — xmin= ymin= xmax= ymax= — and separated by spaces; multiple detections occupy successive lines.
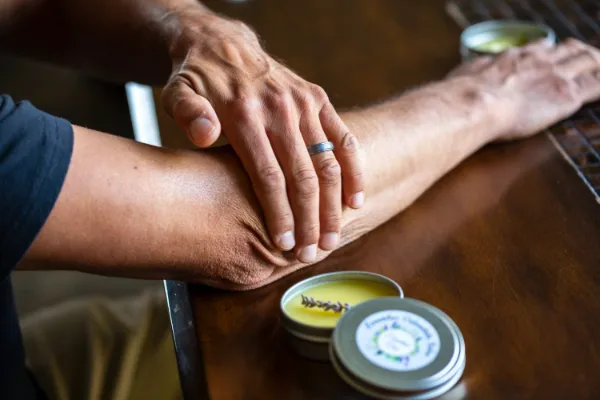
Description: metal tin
xmin=460 ymin=20 xmax=556 ymax=61
xmin=280 ymin=271 xmax=403 ymax=361
xmin=330 ymin=298 xmax=465 ymax=399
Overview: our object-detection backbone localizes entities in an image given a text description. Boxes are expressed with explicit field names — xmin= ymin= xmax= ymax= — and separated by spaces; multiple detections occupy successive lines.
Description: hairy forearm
xmin=338 ymin=78 xmax=500 ymax=247
xmin=0 ymin=0 xmax=202 ymax=84
xmin=22 ymin=77 xmax=502 ymax=289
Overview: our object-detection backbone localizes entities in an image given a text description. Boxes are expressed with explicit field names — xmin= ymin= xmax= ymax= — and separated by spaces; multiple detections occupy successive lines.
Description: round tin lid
xmin=331 ymin=297 xmax=465 ymax=395
xmin=459 ymin=19 xmax=556 ymax=59
xmin=330 ymin=344 xmax=465 ymax=400
xmin=280 ymin=271 xmax=404 ymax=344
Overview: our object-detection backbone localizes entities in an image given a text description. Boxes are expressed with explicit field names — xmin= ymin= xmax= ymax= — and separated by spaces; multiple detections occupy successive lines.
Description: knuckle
xmin=322 ymin=214 xmax=342 ymax=230
xmin=584 ymin=46 xmax=600 ymax=62
xmin=519 ymin=50 xmax=545 ymax=66
xmin=317 ymin=158 xmax=341 ymax=185
xmin=274 ymin=212 xmax=294 ymax=228
xmin=310 ymin=84 xmax=329 ymax=104
xmin=296 ymin=91 xmax=314 ymax=110
xmin=266 ymin=80 xmax=287 ymax=97
xmin=340 ymin=132 xmax=359 ymax=155
xmin=564 ymin=38 xmax=582 ymax=48
xmin=165 ymin=73 xmax=185 ymax=90
xmin=472 ymin=55 xmax=492 ymax=69
xmin=519 ymin=50 xmax=536 ymax=61
xmin=503 ymin=48 xmax=519 ymax=58
xmin=553 ymin=77 xmax=575 ymax=97
xmin=293 ymin=167 xmax=319 ymax=196
xmin=580 ymin=51 xmax=598 ymax=65
xmin=348 ymin=169 xmax=365 ymax=186
xmin=266 ymin=91 xmax=293 ymax=112
xmin=232 ymin=96 xmax=260 ymax=116
xmin=255 ymin=166 xmax=285 ymax=193
xmin=269 ymin=211 xmax=294 ymax=233
xmin=162 ymin=75 xmax=193 ymax=106
xmin=300 ymin=224 xmax=320 ymax=241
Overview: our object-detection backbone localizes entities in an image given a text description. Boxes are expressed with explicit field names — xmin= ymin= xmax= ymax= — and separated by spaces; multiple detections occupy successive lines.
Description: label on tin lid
xmin=355 ymin=310 xmax=441 ymax=372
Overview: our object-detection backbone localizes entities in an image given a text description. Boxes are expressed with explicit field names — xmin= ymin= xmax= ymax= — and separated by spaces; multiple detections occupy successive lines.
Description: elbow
xmin=196 ymin=215 xmax=298 ymax=291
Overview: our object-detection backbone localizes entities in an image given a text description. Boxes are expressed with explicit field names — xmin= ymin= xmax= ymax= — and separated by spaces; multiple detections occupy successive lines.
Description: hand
xmin=449 ymin=39 xmax=600 ymax=141
xmin=161 ymin=7 xmax=364 ymax=262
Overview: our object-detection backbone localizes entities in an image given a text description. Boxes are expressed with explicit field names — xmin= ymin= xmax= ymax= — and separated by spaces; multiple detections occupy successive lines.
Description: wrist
xmin=450 ymin=76 xmax=515 ymax=143
xmin=151 ymin=2 xmax=214 ymax=58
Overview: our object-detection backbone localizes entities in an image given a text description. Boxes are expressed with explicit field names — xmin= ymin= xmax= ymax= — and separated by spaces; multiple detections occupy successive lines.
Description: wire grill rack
xmin=447 ymin=0 xmax=600 ymax=201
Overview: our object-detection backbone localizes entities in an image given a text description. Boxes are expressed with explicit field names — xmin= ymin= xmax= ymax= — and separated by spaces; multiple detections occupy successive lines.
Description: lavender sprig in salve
xmin=300 ymin=295 xmax=350 ymax=314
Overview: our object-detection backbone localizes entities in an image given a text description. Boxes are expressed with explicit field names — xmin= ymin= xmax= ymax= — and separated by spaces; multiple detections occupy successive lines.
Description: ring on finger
xmin=307 ymin=141 xmax=334 ymax=156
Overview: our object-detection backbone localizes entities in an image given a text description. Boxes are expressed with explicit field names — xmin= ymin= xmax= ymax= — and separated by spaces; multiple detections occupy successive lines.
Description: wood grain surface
xmin=175 ymin=1 xmax=600 ymax=399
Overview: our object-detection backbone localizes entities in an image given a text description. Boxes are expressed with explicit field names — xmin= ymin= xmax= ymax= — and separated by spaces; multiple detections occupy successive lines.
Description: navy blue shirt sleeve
xmin=0 ymin=94 xmax=73 ymax=275
xmin=0 ymin=94 xmax=73 ymax=400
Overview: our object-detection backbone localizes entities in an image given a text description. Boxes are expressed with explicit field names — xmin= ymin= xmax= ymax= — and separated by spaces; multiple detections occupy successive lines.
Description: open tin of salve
xmin=280 ymin=273 xmax=466 ymax=399
xmin=460 ymin=20 xmax=556 ymax=60
xmin=280 ymin=271 xmax=403 ymax=361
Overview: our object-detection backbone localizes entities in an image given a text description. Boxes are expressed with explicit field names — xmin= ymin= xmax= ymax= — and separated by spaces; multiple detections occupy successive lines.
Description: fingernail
xmin=320 ymin=232 xmax=339 ymax=251
xmin=350 ymin=192 xmax=364 ymax=209
xmin=277 ymin=231 xmax=295 ymax=251
xmin=190 ymin=117 xmax=215 ymax=137
xmin=297 ymin=244 xmax=318 ymax=263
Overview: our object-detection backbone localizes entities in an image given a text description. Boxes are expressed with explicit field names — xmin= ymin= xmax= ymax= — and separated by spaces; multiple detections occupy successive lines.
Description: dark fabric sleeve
xmin=0 ymin=94 xmax=73 ymax=400
xmin=0 ymin=94 xmax=74 ymax=278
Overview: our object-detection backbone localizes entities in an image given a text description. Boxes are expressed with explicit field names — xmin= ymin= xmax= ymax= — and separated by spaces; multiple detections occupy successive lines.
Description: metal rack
xmin=447 ymin=0 xmax=600 ymax=201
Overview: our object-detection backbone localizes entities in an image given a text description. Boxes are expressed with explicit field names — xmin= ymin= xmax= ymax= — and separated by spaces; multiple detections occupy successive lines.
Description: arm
xmin=20 ymin=40 xmax=600 ymax=290
xmin=0 ymin=0 xmax=366 ymax=260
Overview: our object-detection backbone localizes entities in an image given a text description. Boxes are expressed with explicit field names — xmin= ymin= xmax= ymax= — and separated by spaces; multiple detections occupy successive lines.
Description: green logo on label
xmin=372 ymin=322 xmax=421 ymax=366
xmin=356 ymin=310 xmax=441 ymax=372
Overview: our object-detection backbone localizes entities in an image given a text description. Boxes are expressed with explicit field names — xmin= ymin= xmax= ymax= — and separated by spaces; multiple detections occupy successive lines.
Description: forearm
xmin=338 ymin=77 xmax=501 ymax=247
xmin=0 ymin=0 xmax=203 ymax=84
xmin=21 ymin=77 xmax=502 ymax=288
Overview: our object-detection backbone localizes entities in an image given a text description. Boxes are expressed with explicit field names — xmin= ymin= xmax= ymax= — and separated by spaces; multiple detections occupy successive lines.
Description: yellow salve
xmin=283 ymin=280 xmax=398 ymax=328
xmin=474 ymin=35 xmax=530 ymax=53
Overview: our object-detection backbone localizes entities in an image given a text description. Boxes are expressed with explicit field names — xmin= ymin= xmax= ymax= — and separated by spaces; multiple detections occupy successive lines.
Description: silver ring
xmin=307 ymin=141 xmax=334 ymax=156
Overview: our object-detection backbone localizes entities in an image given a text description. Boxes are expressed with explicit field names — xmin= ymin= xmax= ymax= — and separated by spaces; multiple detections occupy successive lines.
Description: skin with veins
xmin=20 ymin=39 xmax=600 ymax=290
xmin=1 ymin=0 xmax=365 ymax=261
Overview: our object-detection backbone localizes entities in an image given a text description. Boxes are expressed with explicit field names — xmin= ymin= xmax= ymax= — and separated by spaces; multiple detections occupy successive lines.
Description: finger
xmin=320 ymin=102 xmax=364 ymax=209
xmin=464 ymin=55 xmax=494 ymax=70
xmin=557 ymin=50 xmax=600 ymax=79
xmin=161 ymin=78 xmax=221 ymax=147
xmin=493 ymin=38 xmax=552 ymax=66
xmin=447 ymin=55 xmax=494 ymax=78
xmin=499 ymin=39 xmax=552 ymax=65
xmin=300 ymin=109 xmax=342 ymax=252
xmin=226 ymin=109 xmax=296 ymax=252
xmin=267 ymin=117 xmax=320 ymax=262
xmin=550 ymin=38 xmax=586 ymax=62
xmin=575 ymin=69 xmax=600 ymax=103
xmin=521 ymin=37 xmax=555 ymax=53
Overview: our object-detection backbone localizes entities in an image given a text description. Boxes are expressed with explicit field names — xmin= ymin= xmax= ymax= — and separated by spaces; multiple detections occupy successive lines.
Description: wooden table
xmin=165 ymin=1 xmax=600 ymax=399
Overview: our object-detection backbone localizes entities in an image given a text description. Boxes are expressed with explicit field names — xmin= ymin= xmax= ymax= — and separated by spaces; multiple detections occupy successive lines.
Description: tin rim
xmin=330 ymin=342 xmax=466 ymax=400
xmin=280 ymin=271 xmax=404 ymax=343
xmin=332 ymin=298 xmax=465 ymax=392
xmin=460 ymin=19 xmax=556 ymax=57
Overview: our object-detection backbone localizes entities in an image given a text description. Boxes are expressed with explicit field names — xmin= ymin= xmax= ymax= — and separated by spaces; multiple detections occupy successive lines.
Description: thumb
xmin=162 ymin=79 xmax=221 ymax=148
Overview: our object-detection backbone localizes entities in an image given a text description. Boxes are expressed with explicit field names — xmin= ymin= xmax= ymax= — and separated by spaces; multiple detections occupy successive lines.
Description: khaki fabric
xmin=20 ymin=290 xmax=182 ymax=400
